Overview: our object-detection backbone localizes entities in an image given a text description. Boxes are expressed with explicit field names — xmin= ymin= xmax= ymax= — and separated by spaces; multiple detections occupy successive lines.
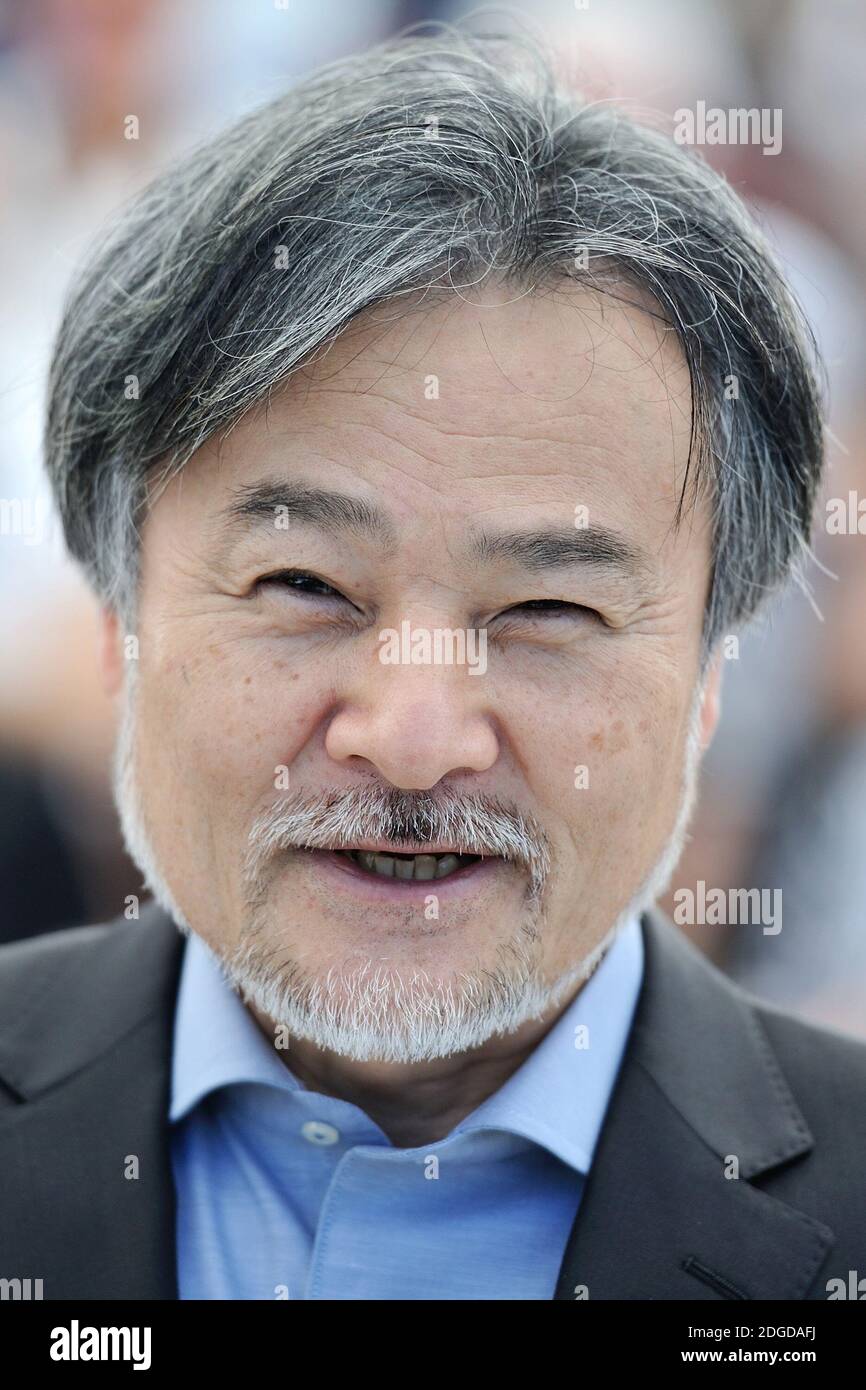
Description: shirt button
xmin=301 ymin=1120 xmax=340 ymax=1146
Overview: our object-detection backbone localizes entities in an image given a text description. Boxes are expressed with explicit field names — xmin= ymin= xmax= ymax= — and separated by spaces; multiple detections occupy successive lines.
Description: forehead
xmin=153 ymin=279 xmax=702 ymax=552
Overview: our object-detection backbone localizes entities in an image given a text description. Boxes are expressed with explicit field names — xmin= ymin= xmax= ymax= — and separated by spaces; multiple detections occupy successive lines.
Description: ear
xmin=97 ymin=607 xmax=125 ymax=697
xmin=697 ymin=649 xmax=724 ymax=751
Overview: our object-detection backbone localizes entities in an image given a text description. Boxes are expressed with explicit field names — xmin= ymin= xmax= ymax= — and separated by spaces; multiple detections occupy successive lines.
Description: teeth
xmin=347 ymin=850 xmax=478 ymax=882
xmin=356 ymin=851 xmax=393 ymax=877
xmin=434 ymin=854 xmax=460 ymax=879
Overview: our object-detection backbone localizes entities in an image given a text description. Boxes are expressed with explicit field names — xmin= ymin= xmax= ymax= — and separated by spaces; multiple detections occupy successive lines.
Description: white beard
xmin=112 ymin=662 xmax=707 ymax=1063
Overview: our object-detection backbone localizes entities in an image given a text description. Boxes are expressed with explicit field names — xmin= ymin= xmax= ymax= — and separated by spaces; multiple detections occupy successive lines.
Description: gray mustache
xmin=246 ymin=786 xmax=551 ymax=899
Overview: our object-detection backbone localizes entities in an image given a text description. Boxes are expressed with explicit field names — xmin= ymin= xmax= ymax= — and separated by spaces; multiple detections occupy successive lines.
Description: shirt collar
xmin=170 ymin=915 xmax=645 ymax=1176
xmin=452 ymin=916 xmax=644 ymax=1172
xmin=169 ymin=931 xmax=301 ymax=1121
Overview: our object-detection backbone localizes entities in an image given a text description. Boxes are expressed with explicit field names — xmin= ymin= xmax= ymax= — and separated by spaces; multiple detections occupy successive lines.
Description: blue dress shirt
xmin=169 ymin=915 xmax=645 ymax=1300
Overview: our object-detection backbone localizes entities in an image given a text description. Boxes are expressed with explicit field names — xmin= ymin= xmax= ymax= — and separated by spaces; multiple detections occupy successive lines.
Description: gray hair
xmin=44 ymin=17 xmax=825 ymax=656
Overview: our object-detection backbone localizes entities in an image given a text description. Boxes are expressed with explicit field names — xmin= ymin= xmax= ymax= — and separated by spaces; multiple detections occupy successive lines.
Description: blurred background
xmin=0 ymin=0 xmax=863 ymax=1036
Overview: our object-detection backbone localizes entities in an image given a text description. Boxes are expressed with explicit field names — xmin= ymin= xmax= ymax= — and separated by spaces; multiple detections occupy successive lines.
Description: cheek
xmin=526 ymin=678 xmax=684 ymax=838
xmin=138 ymin=648 xmax=331 ymax=807
xmin=589 ymin=695 xmax=690 ymax=855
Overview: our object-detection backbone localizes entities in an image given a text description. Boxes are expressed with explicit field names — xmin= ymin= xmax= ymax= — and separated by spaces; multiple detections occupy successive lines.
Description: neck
xmin=248 ymin=988 xmax=582 ymax=1148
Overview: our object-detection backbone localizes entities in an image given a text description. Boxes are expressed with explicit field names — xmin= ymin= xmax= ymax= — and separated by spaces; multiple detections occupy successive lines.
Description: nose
xmin=325 ymin=659 xmax=499 ymax=790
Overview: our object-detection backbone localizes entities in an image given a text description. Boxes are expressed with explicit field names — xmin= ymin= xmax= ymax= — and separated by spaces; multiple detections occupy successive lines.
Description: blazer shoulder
xmin=0 ymin=918 xmax=123 ymax=985
xmin=0 ymin=915 xmax=167 ymax=1017
xmin=0 ymin=903 xmax=184 ymax=1102
xmin=752 ymin=994 xmax=866 ymax=1101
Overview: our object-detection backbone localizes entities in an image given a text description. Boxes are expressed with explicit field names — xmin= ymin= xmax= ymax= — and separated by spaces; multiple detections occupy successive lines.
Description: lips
xmin=337 ymin=849 xmax=482 ymax=881
xmin=290 ymin=845 xmax=510 ymax=903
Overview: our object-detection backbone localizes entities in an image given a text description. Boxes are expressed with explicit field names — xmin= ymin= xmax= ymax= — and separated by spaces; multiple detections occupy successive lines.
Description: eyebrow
xmin=216 ymin=479 xmax=649 ymax=584
xmin=217 ymin=481 xmax=396 ymax=546
xmin=468 ymin=525 xmax=651 ymax=581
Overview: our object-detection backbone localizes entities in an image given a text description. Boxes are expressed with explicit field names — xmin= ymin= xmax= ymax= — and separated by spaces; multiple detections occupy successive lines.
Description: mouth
xmin=334 ymin=848 xmax=484 ymax=882
xmin=285 ymin=843 xmax=515 ymax=906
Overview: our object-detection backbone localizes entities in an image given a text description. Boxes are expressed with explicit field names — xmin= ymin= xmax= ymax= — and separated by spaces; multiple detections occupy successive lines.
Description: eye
xmin=501 ymin=599 xmax=601 ymax=620
xmin=258 ymin=569 xmax=348 ymax=601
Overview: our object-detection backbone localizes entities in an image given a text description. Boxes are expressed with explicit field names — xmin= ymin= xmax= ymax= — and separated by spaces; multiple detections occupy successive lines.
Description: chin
xmin=221 ymin=909 xmax=566 ymax=1064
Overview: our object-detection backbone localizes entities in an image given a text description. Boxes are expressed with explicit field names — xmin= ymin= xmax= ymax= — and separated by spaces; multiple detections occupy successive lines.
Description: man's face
xmin=111 ymin=282 xmax=717 ymax=1060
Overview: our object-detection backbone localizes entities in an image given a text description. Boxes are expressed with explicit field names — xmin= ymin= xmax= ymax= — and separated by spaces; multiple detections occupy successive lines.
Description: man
xmin=1 ymin=22 xmax=863 ymax=1301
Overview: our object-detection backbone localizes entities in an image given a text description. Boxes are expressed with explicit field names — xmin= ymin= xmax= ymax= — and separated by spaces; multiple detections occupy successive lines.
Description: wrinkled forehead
xmin=139 ymin=279 xmax=711 ymax=607
xmin=289 ymin=277 xmax=692 ymax=453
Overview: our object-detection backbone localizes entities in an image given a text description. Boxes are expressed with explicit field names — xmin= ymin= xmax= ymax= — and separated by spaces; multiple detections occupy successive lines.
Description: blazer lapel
xmin=0 ymin=900 xmax=184 ymax=1299
xmin=554 ymin=908 xmax=835 ymax=1299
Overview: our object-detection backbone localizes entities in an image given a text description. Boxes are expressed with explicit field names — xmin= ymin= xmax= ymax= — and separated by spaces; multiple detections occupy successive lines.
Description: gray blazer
xmin=0 ymin=900 xmax=863 ymax=1300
